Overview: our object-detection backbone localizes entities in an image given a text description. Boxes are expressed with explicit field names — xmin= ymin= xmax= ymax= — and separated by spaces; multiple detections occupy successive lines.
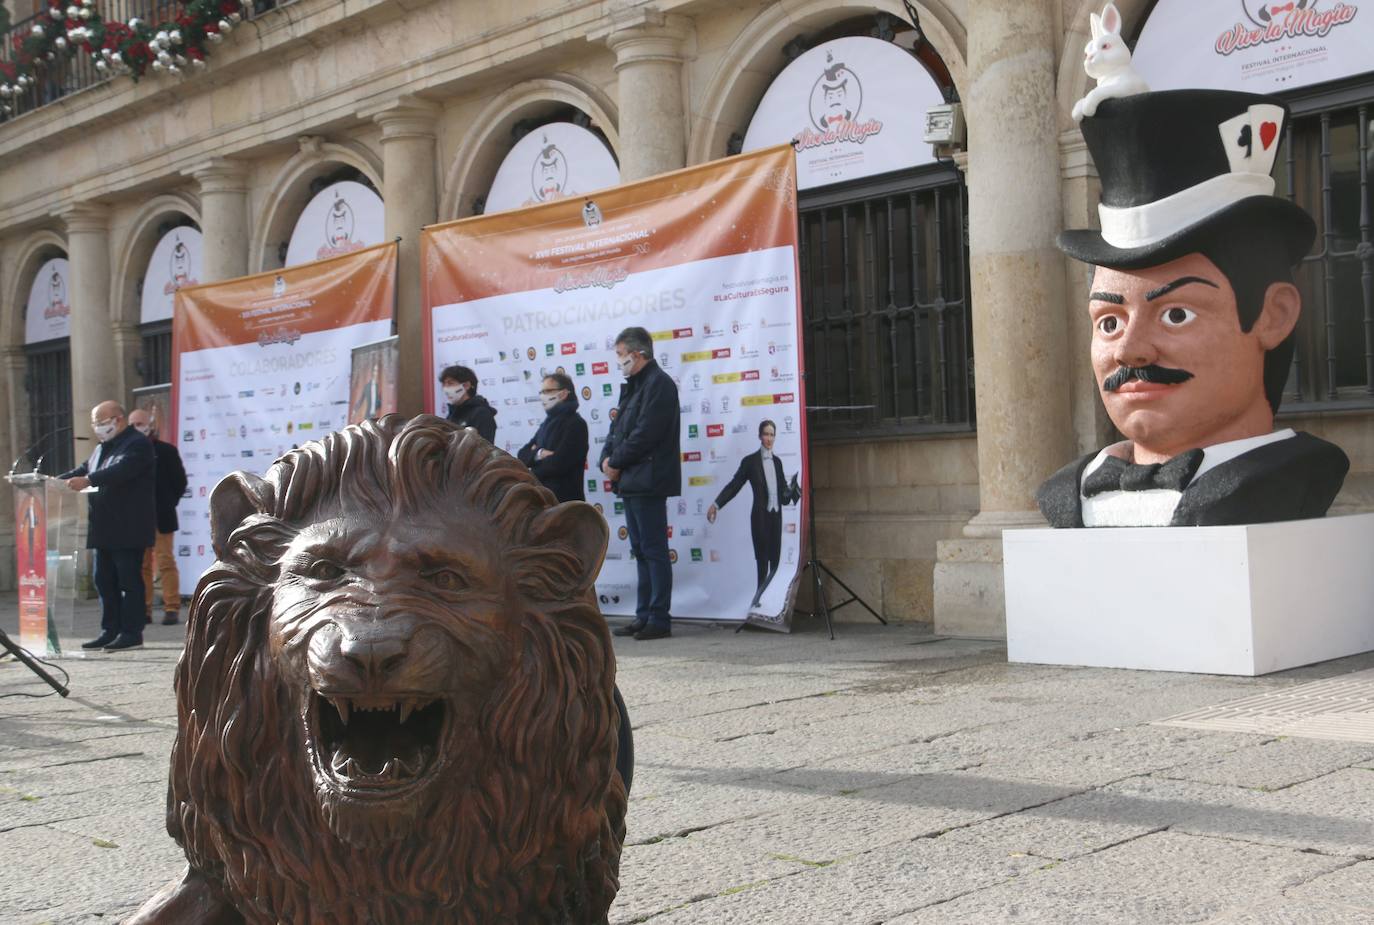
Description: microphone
xmin=10 ymin=426 xmax=74 ymax=477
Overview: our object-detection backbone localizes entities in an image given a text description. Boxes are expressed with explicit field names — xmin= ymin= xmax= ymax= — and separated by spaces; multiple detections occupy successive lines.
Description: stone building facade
xmin=1 ymin=0 xmax=1371 ymax=635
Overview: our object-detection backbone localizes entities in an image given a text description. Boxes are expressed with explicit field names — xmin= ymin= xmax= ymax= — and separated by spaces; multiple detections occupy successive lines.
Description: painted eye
xmin=1102 ymin=42 xmax=1112 ymax=49
xmin=1162 ymin=306 xmax=1196 ymax=327
xmin=1097 ymin=315 xmax=1121 ymax=335
xmin=424 ymin=569 xmax=466 ymax=591
xmin=307 ymin=560 xmax=345 ymax=582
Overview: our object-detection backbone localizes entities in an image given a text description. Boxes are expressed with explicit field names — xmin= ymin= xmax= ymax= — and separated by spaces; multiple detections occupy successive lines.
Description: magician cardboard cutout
xmin=1038 ymin=3 xmax=1348 ymax=528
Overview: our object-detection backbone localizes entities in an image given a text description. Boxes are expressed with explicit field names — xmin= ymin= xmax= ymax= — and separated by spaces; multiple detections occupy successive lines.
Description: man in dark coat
xmin=708 ymin=420 xmax=799 ymax=607
xmin=61 ymin=400 xmax=156 ymax=651
xmin=439 ymin=364 xmax=497 ymax=443
xmin=600 ymin=326 xmax=681 ymax=641
xmin=130 ymin=408 xmax=187 ymax=625
xmin=517 ymin=372 xmax=589 ymax=503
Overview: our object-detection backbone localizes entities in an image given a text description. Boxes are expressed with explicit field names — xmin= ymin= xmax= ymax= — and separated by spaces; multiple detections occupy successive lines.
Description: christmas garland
xmin=1 ymin=0 xmax=251 ymax=114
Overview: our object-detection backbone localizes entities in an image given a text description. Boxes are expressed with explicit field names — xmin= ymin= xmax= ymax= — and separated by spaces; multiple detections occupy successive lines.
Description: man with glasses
xmin=517 ymin=372 xmax=589 ymax=503
xmin=61 ymin=400 xmax=157 ymax=651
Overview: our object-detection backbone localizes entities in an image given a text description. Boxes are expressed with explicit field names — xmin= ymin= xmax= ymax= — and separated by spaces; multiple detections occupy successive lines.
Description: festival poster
xmin=348 ymin=336 xmax=400 ymax=424
xmin=171 ymin=242 xmax=397 ymax=593
xmin=14 ymin=479 xmax=47 ymax=653
xmin=484 ymin=122 xmax=621 ymax=214
xmin=286 ymin=181 xmax=386 ymax=267
xmin=423 ymin=145 xmax=808 ymax=631
xmin=1133 ymin=1 xmax=1371 ymax=94
xmin=141 ymin=227 xmax=203 ymax=324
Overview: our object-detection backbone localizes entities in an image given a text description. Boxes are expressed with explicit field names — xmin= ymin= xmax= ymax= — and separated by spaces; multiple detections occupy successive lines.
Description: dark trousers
xmin=751 ymin=509 xmax=783 ymax=600
xmin=94 ymin=548 xmax=147 ymax=639
xmin=623 ymin=495 xmax=672 ymax=628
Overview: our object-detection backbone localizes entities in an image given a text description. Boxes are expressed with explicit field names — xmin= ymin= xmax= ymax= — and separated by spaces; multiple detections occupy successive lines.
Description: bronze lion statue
xmin=129 ymin=415 xmax=629 ymax=924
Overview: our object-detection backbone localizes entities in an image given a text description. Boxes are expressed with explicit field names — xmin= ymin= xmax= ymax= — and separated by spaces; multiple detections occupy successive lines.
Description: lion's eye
xmin=306 ymin=560 xmax=346 ymax=582
xmin=424 ymin=568 xmax=466 ymax=591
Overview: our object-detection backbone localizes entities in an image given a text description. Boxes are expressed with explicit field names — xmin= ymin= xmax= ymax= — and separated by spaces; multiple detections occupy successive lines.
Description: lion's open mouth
xmin=307 ymin=692 xmax=449 ymax=793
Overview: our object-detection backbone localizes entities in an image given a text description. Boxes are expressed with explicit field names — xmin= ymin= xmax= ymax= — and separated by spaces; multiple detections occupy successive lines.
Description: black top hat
xmin=1058 ymin=90 xmax=1315 ymax=269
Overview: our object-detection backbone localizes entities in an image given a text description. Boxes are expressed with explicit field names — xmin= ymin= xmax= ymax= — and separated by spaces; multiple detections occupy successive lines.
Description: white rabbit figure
xmin=1071 ymin=2 xmax=1150 ymax=123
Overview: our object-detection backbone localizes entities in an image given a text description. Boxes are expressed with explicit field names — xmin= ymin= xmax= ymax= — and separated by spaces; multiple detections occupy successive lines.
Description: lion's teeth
xmin=381 ymin=759 xmax=397 ymax=780
xmin=330 ymin=697 xmax=350 ymax=725
xmin=330 ymin=751 xmax=349 ymax=773
xmin=399 ymin=699 xmax=415 ymax=724
xmin=344 ymin=758 xmax=361 ymax=777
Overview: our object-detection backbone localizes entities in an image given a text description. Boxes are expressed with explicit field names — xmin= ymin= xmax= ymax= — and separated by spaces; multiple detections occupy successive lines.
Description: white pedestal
xmin=1003 ymin=513 xmax=1374 ymax=676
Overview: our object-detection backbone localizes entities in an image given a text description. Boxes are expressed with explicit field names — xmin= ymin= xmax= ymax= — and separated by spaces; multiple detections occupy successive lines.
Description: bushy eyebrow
xmin=1145 ymin=276 xmax=1219 ymax=302
xmin=1089 ymin=291 xmax=1124 ymax=304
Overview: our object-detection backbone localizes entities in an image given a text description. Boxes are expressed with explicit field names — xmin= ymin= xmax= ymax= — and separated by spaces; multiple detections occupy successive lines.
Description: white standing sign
xmin=25 ymin=257 xmax=71 ymax=344
xmin=1134 ymin=1 xmax=1371 ymax=94
xmin=141 ymin=227 xmax=203 ymax=325
xmin=743 ymin=36 xmax=942 ymax=190
xmin=285 ymin=181 xmax=385 ymax=268
xmin=485 ymin=122 xmax=621 ymax=214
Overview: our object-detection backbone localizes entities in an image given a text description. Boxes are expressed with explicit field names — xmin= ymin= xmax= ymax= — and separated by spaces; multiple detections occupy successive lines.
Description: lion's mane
xmin=165 ymin=415 xmax=627 ymax=924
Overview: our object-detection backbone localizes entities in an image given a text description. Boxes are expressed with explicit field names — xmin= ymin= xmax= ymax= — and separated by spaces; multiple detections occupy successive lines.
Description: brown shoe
xmin=161 ymin=612 xmax=180 ymax=626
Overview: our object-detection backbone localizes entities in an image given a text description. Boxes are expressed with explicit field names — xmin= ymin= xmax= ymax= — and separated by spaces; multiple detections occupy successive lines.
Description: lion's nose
xmin=339 ymin=633 xmax=408 ymax=683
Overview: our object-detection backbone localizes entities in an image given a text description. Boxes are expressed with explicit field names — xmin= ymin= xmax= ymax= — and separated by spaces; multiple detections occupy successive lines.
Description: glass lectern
xmin=7 ymin=472 xmax=86 ymax=658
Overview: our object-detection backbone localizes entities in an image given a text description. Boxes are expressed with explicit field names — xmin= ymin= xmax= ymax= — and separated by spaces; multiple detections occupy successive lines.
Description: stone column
xmin=591 ymin=9 xmax=692 ymax=182
xmin=189 ymin=158 xmax=250 ymax=283
xmin=933 ymin=0 xmax=1073 ymax=637
xmin=61 ymin=204 xmax=119 ymax=445
xmin=370 ymin=97 xmax=438 ymax=417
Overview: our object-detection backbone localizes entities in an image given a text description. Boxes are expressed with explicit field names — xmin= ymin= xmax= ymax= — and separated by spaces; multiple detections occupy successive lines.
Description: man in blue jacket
xmin=600 ymin=326 xmax=681 ymax=640
xmin=62 ymin=400 xmax=157 ymax=651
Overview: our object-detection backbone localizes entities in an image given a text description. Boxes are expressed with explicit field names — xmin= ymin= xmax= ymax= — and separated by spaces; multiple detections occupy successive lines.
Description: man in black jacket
xmin=130 ymin=408 xmax=188 ymax=625
xmin=439 ymin=364 xmax=497 ymax=443
xmin=708 ymin=420 xmax=799 ymax=608
xmin=600 ymin=326 xmax=681 ymax=641
xmin=61 ymin=400 xmax=156 ymax=651
xmin=518 ymin=372 xmax=589 ymax=503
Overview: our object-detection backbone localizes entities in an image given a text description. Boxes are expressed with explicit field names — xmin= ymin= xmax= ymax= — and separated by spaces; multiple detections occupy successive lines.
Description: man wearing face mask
xmin=438 ymin=364 xmax=497 ymax=444
xmin=60 ymin=401 xmax=157 ymax=651
xmin=129 ymin=408 xmax=187 ymax=626
xmin=517 ymin=372 xmax=589 ymax=503
xmin=600 ymin=326 xmax=681 ymax=641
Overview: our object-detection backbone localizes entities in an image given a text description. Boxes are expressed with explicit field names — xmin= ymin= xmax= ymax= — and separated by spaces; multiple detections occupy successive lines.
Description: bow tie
xmin=1082 ymin=448 xmax=1204 ymax=498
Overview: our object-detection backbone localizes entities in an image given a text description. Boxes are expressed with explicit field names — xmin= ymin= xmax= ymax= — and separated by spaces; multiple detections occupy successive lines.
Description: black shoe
xmin=634 ymin=624 xmax=672 ymax=641
xmin=612 ymin=621 xmax=646 ymax=638
xmin=145 ymin=612 xmax=153 ymax=625
xmin=81 ymin=633 xmax=117 ymax=650
xmin=161 ymin=612 xmax=180 ymax=626
xmin=103 ymin=635 xmax=144 ymax=651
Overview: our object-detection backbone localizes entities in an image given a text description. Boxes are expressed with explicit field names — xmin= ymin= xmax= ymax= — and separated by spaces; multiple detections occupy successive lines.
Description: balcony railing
xmin=1 ymin=1 xmax=277 ymax=121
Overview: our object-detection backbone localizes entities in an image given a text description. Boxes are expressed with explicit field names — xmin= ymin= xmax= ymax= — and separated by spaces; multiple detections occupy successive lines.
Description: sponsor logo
xmin=241 ymin=450 xmax=254 ymax=458
xmin=706 ymin=424 xmax=725 ymax=438
xmin=588 ymin=479 xmax=598 ymax=492
xmin=581 ymin=386 xmax=593 ymax=400
xmin=502 ymin=375 xmax=521 ymax=384
xmin=668 ymin=549 xmax=679 ymax=564
xmin=178 ymin=545 xmax=191 ymax=557
xmin=617 ymin=526 xmax=629 ymax=540
xmin=590 ymin=408 xmax=601 ymax=421
xmin=614 ymin=500 xmax=625 ymax=515
xmin=603 ymin=384 xmax=614 ymax=397
xmin=682 ymin=451 xmax=702 ymax=462
xmin=582 ymin=200 xmax=602 ymax=227
xmin=709 ymin=549 xmax=720 ymax=562
xmin=182 ymin=430 xmax=195 ymax=443
xmin=683 ymin=348 xmax=731 ymax=362
xmin=238 ymin=389 xmax=255 ymax=398
xmin=603 ymin=480 xmax=614 ymax=492
xmin=545 ymin=343 xmax=555 ymax=356
xmin=575 ymin=363 xmax=586 ymax=376
xmin=688 ymin=476 xmax=715 ymax=487
xmin=592 ymin=361 xmax=610 ymax=375
xmin=742 ymin=392 xmax=797 ymax=406
xmin=688 ymin=424 xmax=699 ymax=439
xmin=731 ymin=423 xmax=750 ymax=435
xmin=713 ymin=370 xmax=761 ymax=384
xmin=690 ymin=548 xmax=703 ymax=562
xmin=561 ymin=342 xmax=577 ymax=355
xmin=527 ymin=347 xmax=537 ymax=360
xmin=679 ymin=527 xmax=696 ymax=538
xmin=786 ymin=523 xmax=798 ymax=534
xmin=700 ymin=399 xmax=712 ymax=414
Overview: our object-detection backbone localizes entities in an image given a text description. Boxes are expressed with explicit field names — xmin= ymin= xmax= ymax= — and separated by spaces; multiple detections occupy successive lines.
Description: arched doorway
xmin=22 ymin=253 xmax=74 ymax=474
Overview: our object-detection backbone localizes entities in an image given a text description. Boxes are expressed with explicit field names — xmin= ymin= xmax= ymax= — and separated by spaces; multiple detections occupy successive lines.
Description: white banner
xmin=141 ymin=227 xmax=203 ymax=325
xmin=485 ymin=122 xmax=620 ymax=214
xmin=1134 ymin=1 xmax=1371 ymax=94
xmin=285 ymin=181 xmax=386 ymax=267
xmin=25 ymin=257 xmax=71 ymax=344
xmin=743 ymin=36 xmax=941 ymax=190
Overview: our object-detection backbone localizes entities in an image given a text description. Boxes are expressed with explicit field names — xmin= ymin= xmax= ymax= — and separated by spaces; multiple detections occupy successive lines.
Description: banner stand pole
xmin=738 ymin=398 xmax=888 ymax=640
xmin=0 ymin=627 xmax=70 ymax=696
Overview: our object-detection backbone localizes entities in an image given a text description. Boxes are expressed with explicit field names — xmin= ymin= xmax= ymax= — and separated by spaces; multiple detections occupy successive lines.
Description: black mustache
xmin=1102 ymin=365 xmax=1195 ymax=392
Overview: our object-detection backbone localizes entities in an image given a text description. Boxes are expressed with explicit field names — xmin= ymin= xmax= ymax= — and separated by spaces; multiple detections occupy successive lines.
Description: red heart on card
xmin=1259 ymin=121 xmax=1278 ymax=150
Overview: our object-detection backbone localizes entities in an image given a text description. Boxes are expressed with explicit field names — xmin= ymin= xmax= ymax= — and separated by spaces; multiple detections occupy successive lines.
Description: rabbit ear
xmin=1101 ymin=2 xmax=1122 ymax=36
xmin=1089 ymin=11 xmax=1102 ymax=40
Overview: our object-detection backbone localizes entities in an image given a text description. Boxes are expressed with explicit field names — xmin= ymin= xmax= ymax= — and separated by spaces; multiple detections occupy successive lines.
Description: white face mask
xmin=93 ymin=422 xmax=117 ymax=442
xmin=443 ymin=384 xmax=467 ymax=404
xmin=616 ymin=353 xmax=636 ymax=377
xmin=133 ymin=424 xmax=151 ymax=436
xmin=540 ymin=391 xmax=563 ymax=411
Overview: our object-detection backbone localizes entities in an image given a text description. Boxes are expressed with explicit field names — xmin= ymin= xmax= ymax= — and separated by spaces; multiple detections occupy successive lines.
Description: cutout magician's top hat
xmin=1058 ymin=90 xmax=1316 ymax=270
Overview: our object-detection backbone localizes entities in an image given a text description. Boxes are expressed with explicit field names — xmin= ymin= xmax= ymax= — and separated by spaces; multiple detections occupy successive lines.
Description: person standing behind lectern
xmin=129 ymin=408 xmax=187 ymax=626
xmin=708 ymin=419 xmax=799 ymax=608
xmin=601 ymin=326 xmax=681 ymax=641
xmin=61 ymin=400 xmax=156 ymax=652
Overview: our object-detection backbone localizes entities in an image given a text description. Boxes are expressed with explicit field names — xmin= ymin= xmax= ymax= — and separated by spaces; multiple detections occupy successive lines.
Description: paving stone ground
xmin=3 ymin=602 xmax=1373 ymax=924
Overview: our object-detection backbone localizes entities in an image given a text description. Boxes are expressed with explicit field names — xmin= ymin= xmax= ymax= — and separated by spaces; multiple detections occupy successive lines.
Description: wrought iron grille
xmin=24 ymin=340 xmax=73 ymax=475
xmin=798 ymin=166 xmax=973 ymax=438
xmin=1278 ymin=90 xmax=1374 ymax=408
xmin=140 ymin=322 xmax=172 ymax=387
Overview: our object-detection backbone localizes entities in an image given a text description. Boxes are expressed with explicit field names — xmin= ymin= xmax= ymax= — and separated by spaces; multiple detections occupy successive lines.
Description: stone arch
xmin=250 ymin=138 xmax=384 ymax=273
xmin=1057 ymin=0 xmax=1153 ymax=127
xmin=439 ymin=75 xmax=621 ymax=222
xmin=687 ymin=0 xmax=968 ymax=167
xmin=4 ymin=229 xmax=68 ymax=351
xmin=113 ymin=192 xmax=202 ymax=330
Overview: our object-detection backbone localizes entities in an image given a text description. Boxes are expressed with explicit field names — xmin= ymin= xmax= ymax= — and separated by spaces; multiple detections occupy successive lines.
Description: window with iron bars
xmin=1277 ymin=78 xmax=1374 ymax=410
xmin=141 ymin=321 xmax=172 ymax=387
xmin=24 ymin=338 xmax=73 ymax=476
xmin=799 ymin=165 xmax=974 ymax=440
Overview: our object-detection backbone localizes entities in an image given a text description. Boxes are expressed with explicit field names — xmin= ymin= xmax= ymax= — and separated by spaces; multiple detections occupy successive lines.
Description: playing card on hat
xmin=1218 ymin=103 xmax=1285 ymax=176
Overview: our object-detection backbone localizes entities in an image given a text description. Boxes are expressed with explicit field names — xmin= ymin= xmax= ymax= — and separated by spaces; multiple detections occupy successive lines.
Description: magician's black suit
xmin=714 ymin=450 xmax=798 ymax=596
xmin=1037 ymin=431 xmax=1349 ymax=528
